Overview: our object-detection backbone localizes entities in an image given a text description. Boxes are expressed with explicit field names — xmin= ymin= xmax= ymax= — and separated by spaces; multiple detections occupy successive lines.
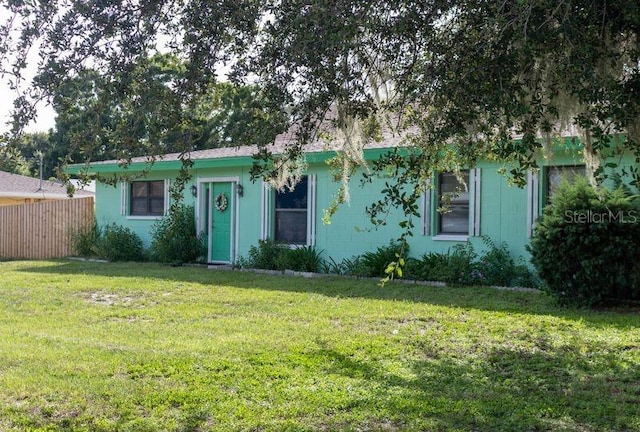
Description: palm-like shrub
xmin=277 ymin=246 xmax=325 ymax=272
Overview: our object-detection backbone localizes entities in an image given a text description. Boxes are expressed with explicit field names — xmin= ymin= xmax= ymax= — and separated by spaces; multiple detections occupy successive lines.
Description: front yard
xmin=0 ymin=260 xmax=638 ymax=431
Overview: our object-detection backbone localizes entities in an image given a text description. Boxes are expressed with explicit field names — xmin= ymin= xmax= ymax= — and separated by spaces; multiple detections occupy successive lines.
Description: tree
xmin=1 ymin=130 xmax=79 ymax=180
xmin=1 ymin=1 xmax=639 ymax=229
xmin=22 ymin=53 xmax=285 ymax=197
xmin=10 ymin=132 xmax=53 ymax=178
xmin=198 ymin=82 xmax=287 ymax=150
xmin=0 ymin=143 xmax=30 ymax=175
xmin=48 ymin=55 xmax=200 ymax=172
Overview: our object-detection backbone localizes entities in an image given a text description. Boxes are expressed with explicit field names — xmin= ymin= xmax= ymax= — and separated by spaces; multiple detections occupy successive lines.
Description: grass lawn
xmin=0 ymin=260 xmax=638 ymax=431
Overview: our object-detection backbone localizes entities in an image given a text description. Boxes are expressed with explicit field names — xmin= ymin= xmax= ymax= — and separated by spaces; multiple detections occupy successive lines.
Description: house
xmin=67 ymin=133 xmax=634 ymax=265
xmin=0 ymin=170 xmax=94 ymax=207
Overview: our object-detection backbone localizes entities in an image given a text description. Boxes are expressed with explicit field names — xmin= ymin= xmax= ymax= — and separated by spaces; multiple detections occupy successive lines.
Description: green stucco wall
xmin=88 ymin=144 xmax=637 ymax=265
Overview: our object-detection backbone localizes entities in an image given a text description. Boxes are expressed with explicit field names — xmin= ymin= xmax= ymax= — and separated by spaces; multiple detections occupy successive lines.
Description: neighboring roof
xmin=0 ymin=171 xmax=94 ymax=199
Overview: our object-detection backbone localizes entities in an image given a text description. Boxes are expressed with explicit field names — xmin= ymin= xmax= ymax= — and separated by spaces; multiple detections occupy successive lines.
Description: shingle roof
xmin=87 ymin=127 xmax=408 ymax=166
xmin=0 ymin=171 xmax=94 ymax=199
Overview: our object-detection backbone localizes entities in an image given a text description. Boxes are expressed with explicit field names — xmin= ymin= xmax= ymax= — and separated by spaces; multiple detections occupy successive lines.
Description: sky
xmin=0 ymin=5 xmax=230 ymax=136
xmin=0 ymin=80 xmax=57 ymax=135
xmin=0 ymin=6 xmax=56 ymax=135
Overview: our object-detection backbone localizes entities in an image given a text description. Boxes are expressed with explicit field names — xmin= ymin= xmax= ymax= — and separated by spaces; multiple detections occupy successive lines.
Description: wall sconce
xmin=235 ymin=184 xmax=244 ymax=197
xmin=190 ymin=185 xmax=197 ymax=197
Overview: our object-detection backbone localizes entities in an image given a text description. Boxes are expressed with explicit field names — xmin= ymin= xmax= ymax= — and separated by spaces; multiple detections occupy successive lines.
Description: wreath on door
xmin=214 ymin=192 xmax=228 ymax=212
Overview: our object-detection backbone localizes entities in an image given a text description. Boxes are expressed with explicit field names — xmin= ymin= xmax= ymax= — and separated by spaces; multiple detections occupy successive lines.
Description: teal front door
xmin=209 ymin=182 xmax=233 ymax=263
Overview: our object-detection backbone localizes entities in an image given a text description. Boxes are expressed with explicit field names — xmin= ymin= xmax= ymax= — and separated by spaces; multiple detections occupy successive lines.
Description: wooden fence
xmin=0 ymin=197 xmax=94 ymax=260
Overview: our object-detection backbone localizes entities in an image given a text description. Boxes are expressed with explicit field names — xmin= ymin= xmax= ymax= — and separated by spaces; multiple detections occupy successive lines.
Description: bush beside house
xmin=238 ymin=237 xmax=538 ymax=289
xmin=238 ymin=239 xmax=325 ymax=273
xmin=150 ymin=205 xmax=206 ymax=264
xmin=72 ymin=222 xmax=144 ymax=261
xmin=94 ymin=223 xmax=145 ymax=262
xmin=71 ymin=206 xmax=204 ymax=264
xmin=528 ymin=178 xmax=640 ymax=307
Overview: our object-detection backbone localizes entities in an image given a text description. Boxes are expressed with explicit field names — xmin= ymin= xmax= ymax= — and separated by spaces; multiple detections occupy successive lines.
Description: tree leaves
xmin=1 ymin=1 xmax=639 ymax=232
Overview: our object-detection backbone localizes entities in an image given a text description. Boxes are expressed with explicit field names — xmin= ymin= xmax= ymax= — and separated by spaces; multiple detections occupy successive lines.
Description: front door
xmin=209 ymin=182 xmax=233 ymax=263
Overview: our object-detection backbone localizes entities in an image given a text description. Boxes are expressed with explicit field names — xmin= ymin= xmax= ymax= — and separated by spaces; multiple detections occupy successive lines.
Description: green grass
xmin=0 ymin=260 xmax=638 ymax=431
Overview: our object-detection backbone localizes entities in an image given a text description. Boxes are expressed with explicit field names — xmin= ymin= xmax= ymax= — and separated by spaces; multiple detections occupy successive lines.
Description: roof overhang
xmin=66 ymin=147 xmax=395 ymax=175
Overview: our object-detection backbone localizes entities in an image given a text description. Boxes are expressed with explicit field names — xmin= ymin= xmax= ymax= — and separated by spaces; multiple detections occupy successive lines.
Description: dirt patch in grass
xmin=83 ymin=292 xmax=135 ymax=306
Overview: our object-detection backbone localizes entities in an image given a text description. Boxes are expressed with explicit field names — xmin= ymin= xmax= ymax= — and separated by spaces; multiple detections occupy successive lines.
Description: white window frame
xmin=260 ymin=182 xmax=273 ymax=241
xmin=527 ymin=164 xmax=586 ymax=236
xmin=120 ymin=179 xmax=169 ymax=220
xmin=421 ymin=178 xmax=431 ymax=236
xmin=526 ymin=170 xmax=540 ymax=238
xmin=470 ymin=168 xmax=481 ymax=237
xmin=260 ymin=174 xmax=316 ymax=247
xmin=527 ymin=164 xmax=586 ymax=238
xmin=422 ymin=169 xmax=481 ymax=241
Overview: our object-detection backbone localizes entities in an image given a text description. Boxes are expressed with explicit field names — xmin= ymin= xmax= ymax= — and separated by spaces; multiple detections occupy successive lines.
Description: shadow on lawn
xmin=302 ymin=340 xmax=639 ymax=431
xmin=10 ymin=260 xmax=640 ymax=430
xmin=16 ymin=260 xmax=640 ymax=330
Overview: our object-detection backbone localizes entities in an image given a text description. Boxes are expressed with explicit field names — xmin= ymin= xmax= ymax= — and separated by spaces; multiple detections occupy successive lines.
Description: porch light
xmin=236 ymin=183 xmax=244 ymax=197
xmin=190 ymin=185 xmax=197 ymax=197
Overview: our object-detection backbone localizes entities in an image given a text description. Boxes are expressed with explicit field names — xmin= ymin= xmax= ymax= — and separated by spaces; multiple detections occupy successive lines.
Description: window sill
xmin=432 ymin=234 xmax=469 ymax=242
xmin=277 ymin=243 xmax=308 ymax=249
xmin=126 ymin=215 xmax=164 ymax=221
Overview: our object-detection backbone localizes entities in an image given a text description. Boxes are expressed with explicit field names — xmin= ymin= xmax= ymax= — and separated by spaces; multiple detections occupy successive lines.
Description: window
xmin=546 ymin=165 xmax=586 ymax=200
xmin=127 ymin=180 xmax=165 ymax=216
xmin=421 ymin=169 xmax=481 ymax=239
xmin=527 ymin=165 xmax=586 ymax=236
xmin=261 ymin=175 xmax=316 ymax=246
xmin=275 ymin=177 xmax=308 ymax=244
xmin=438 ymin=172 xmax=470 ymax=235
xmin=119 ymin=179 xmax=170 ymax=218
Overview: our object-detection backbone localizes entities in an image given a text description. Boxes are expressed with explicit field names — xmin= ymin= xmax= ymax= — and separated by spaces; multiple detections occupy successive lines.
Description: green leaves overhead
xmin=1 ymin=1 xmax=639 ymax=224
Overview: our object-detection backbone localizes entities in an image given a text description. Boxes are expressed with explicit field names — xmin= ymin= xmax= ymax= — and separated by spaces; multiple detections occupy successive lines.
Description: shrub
xmin=241 ymin=240 xmax=325 ymax=272
xmin=401 ymin=257 xmax=421 ymax=280
xmin=150 ymin=205 xmax=206 ymax=264
xmin=244 ymin=239 xmax=289 ymax=270
xmin=403 ymin=238 xmax=538 ymax=287
xmin=70 ymin=219 xmax=101 ymax=257
xmin=320 ymin=256 xmax=346 ymax=274
xmin=93 ymin=223 xmax=145 ymax=262
xmin=528 ymin=178 xmax=640 ymax=307
xmin=70 ymin=221 xmax=145 ymax=262
xmin=476 ymin=237 xmax=513 ymax=285
xmin=509 ymin=264 xmax=541 ymax=289
xmin=321 ymin=255 xmax=369 ymax=276
xmin=445 ymin=242 xmax=479 ymax=285
xmin=276 ymin=246 xmax=325 ymax=272
xmin=405 ymin=244 xmax=479 ymax=285
xmin=360 ymin=240 xmax=408 ymax=277
xmin=478 ymin=237 xmax=538 ymax=287
xmin=407 ymin=251 xmax=453 ymax=282
xmin=403 ymin=243 xmax=479 ymax=285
